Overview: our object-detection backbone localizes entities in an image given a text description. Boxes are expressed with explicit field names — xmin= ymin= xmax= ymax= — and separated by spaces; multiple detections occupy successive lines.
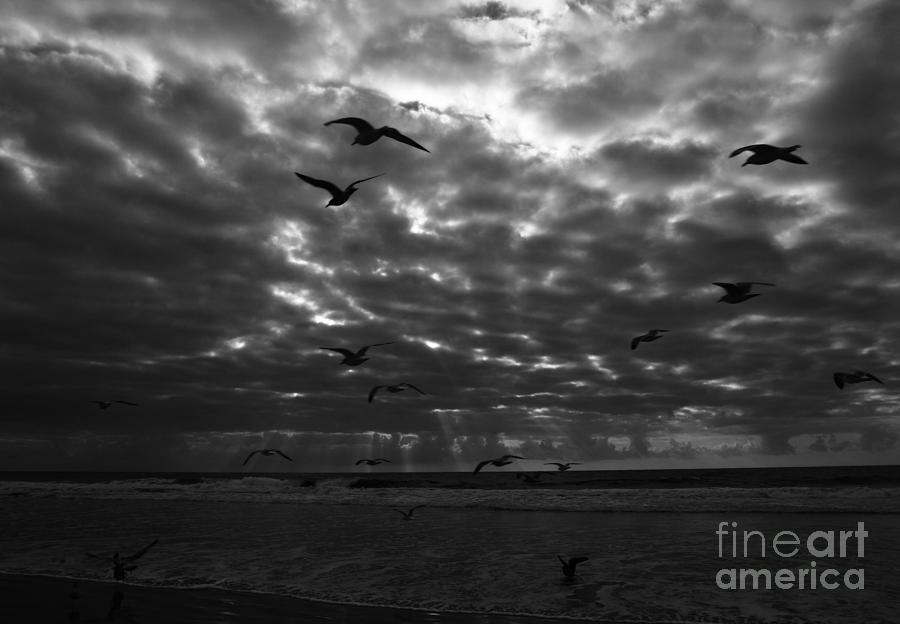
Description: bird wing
xmin=401 ymin=383 xmax=426 ymax=394
xmin=410 ymin=505 xmax=426 ymax=515
xmin=358 ymin=342 xmax=395 ymax=355
xmin=320 ymin=347 xmax=355 ymax=357
xmin=393 ymin=509 xmax=408 ymax=517
xmin=374 ymin=458 xmax=392 ymax=463
xmin=294 ymin=173 xmax=342 ymax=198
xmin=368 ymin=386 xmax=384 ymax=403
xmin=630 ymin=336 xmax=642 ymax=350
xmin=712 ymin=282 xmax=740 ymax=295
xmin=473 ymin=460 xmax=491 ymax=474
xmin=275 ymin=450 xmax=293 ymax=462
xmin=355 ymin=459 xmax=367 ymax=465
xmin=779 ymin=153 xmax=808 ymax=165
xmin=382 ymin=127 xmax=430 ymax=152
xmin=833 ymin=373 xmax=845 ymax=389
xmin=348 ymin=173 xmax=385 ymax=188
xmin=242 ymin=451 xmax=260 ymax=466
xmin=729 ymin=144 xmax=770 ymax=157
xmin=867 ymin=372 xmax=884 ymax=384
xmin=124 ymin=538 xmax=158 ymax=562
xmin=324 ymin=117 xmax=375 ymax=132
xmin=569 ymin=556 xmax=589 ymax=567
xmin=86 ymin=552 xmax=108 ymax=560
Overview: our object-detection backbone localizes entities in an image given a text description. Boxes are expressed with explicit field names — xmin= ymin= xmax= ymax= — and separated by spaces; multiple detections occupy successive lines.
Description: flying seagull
xmin=473 ymin=454 xmax=525 ymax=475
xmin=558 ymin=555 xmax=589 ymax=579
xmin=87 ymin=537 xmax=158 ymax=582
xmin=729 ymin=144 xmax=807 ymax=166
xmin=356 ymin=458 xmax=392 ymax=466
xmin=242 ymin=449 xmax=293 ymax=466
xmin=324 ymin=117 xmax=430 ymax=152
xmin=833 ymin=371 xmax=883 ymax=390
xmin=394 ymin=505 xmax=426 ymax=520
xmin=294 ymin=172 xmax=384 ymax=207
xmin=544 ymin=462 xmax=581 ymax=472
xmin=631 ymin=329 xmax=669 ymax=350
xmin=91 ymin=400 xmax=138 ymax=409
xmin=713 ymin=282 xmax=775 ymax=304
xmin=368 ymin=383 xmax=426 ymax=403
xmin=319 ymin=342 xmax=394 ymax=366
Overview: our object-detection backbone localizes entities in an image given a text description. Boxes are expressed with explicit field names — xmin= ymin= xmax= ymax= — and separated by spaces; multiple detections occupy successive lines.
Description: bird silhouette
xmin=294 ymin=172 xmax=384 ymax=207
xmin=729 ymin=144 xmax=807 ymax=166
xmin=473 ymin=454 xmax=525 ymax=474
xmin=631 ymin=329 xmax=669 ymax=350
xmin=544 ymin=462 xmax=580 ymax=472
xmin=356 ymin=458 xmax=392 ymax=466
xmin=242 ymin=449 xmax=293 ymax=466
xmin=324 ymin=117 xmax=430 ymax=152
xmin=319 ymin=342 xmax=394 ymax=366
xmin=713 ymin=282 xmax=775 ymax=304
xmin=91 ymin=400 xmax=138 ymax=409
xmin=394 ymin=505 xmax=426 ymax=520
xmin=558 ymin=555 xmax=589 ymax=579
xmin=833 ymin=371 xmax=883 ymax=390
xmin=368 ymin=383 xmax=426 ymax=403
xmin=87 ymin=538 xmax=158 ymax=581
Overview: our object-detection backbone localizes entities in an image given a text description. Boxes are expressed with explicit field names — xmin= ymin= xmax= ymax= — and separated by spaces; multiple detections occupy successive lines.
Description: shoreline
xmin=0 ymin=572 xmax=590 ymax=624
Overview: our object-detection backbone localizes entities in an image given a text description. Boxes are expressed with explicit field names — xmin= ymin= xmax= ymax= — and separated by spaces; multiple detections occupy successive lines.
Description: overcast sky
xmin=2 ymin=0 xmax=899 ymax=472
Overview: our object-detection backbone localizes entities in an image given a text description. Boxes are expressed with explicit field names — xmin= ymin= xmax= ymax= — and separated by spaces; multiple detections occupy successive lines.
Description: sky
xmin=1 ymin=0 xmax=899 ymax=472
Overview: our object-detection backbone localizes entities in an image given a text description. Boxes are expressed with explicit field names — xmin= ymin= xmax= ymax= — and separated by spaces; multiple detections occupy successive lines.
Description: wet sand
xmin=0 ymin=573 xmax=581 ymax=623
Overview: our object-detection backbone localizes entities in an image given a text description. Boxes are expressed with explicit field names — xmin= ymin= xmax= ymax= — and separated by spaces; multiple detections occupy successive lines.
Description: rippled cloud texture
xmin=2 ymin=0 xmax=899 ymax=471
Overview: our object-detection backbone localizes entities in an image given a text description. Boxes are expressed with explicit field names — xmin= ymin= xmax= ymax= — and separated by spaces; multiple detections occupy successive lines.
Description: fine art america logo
xmin=715 ymin=521 xmax=866 ymax=590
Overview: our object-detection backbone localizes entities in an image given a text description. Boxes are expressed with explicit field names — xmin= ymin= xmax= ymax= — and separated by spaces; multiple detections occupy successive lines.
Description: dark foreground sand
xmin=0 ymin=573 xmax=578 ymax=623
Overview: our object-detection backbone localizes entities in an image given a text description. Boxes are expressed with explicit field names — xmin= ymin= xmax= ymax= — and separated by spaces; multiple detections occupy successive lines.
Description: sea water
xmin=1 ymin=466 xmax=898 ymax=623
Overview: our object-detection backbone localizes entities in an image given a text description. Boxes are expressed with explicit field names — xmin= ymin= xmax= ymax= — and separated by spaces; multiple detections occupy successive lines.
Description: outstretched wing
xmin=242 ymin=451 xmax=259 ymax=466
xmin=382 ymin=127 xmax=430 ymax=152
xmin=275 ymin=450 xmax=293 ymax=462
xmin=630 ymin=335 xmax=642 ymax=350
xmin=544 ymin=462 xmax=564 ymax=468
xmin=401 ymin=383 xmax=426 ymax=394
xmin=779 ymin=153 xmax=808 ymax=165
xmin=867 ymin=372 xmax=884 ymax=384
xmin=833 ymin=373 xmax=845 ymax=389
xmin=295 ymin=173 xmax=342 ymax=198
xmin=503 ymin=455 xmax=525 ymax=460
xmin=374 ymin=458 xmax=392 ymax=463
xmin=324 ymin=117 xmax=375 ymax=133
xmin=728 ymin=144 xmax=770 ymax=157
xmin=349 ymin=173 xmax=385 ymax=188
xmin=124 ymin=538 xmax=158 ymax=562
xmin=358 ymin=342 xmax=395 ymax=355
xmin=355 ymin=459 xmax=368 ymax=465
xmin=368 ymin=386 xmax=384 ymax=403
xmin=320 ymin=347 xmax=355 ymax=357
xmin=473 ymin=459 xmax=491 ymax=474
xmin=569 ymin=556 xmax=589 ymax=567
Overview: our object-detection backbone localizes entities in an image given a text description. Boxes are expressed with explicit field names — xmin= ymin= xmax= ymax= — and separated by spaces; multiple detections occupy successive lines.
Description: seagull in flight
xmin=833 ymin=371 xmax=883 ymax=390
xmin=394 ymin=505 xmax=426 ymax=520
xmin=87 ymin=538 xmax=158 ymax=582
xmin=294 ymin=172 xmax=384 ymax=207
xmin=242 ymin=449 xmax=293 ymax=466
xmin=729 ymin=144 xmax=807 ymax=166
xmin=558 ymin=555 xmax=589 ymax=579
xmin=319 ymin=342 xmax=394 ymax=366
xmin=713 ymin=282 xmax=775 ymax=304
xmin=631 ymin=329 xmax=669 ymax=350
xmin=324 ymin=117 xmax=430 ymax=152
xmin=356 ymin=458 xmax=392 ymax=466
xmin=473 ymin=454 xmax=525 ymax=474
xmin=91 ymin=400 xmax=138 ymax=409
xmin=368 ymin=383 xmax=426 ymax=403
xmin=544 ymin=462 xmax=580 ymax=472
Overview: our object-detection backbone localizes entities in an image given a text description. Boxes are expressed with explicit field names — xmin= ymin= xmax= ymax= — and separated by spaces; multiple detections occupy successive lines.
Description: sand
xmin=0 ymin=573 xmax=579 ymax=623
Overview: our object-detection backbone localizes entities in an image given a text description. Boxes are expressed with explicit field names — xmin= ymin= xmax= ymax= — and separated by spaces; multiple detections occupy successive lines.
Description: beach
xmin=2 ymin=468 xmax=899 ymax=623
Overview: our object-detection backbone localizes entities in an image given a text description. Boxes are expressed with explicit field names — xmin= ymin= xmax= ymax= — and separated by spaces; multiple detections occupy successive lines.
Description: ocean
xmin=2 ymin=465 xmax=899 ymax=623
